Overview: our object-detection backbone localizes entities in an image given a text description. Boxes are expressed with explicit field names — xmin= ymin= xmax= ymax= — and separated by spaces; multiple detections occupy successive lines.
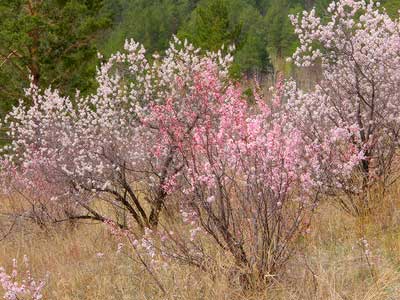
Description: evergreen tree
xmin=0 ymin=0 xmax=111 ymax=115
xmin=264 ymin=0 xmax=302 ymax=60
xmin=179 ymin=0 xmax=271 ymax=76
xmin=101 ymin=0 xmax=194 ymax=56
xmin=178 ymin=0 xmax=242 ymax=52
xmin=231 ymin=3 xmax=271 ymax=76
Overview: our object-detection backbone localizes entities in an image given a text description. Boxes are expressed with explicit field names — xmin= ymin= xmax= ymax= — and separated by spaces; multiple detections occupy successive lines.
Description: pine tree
xmin=0 ymin=0 xmax=111 ymax=115
xmin=178 ymin=0 xmax=242 ymax=52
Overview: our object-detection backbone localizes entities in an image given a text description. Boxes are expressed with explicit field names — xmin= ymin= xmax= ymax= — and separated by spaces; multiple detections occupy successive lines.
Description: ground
xmin=1 ymin=185 xmax=400 ymax=299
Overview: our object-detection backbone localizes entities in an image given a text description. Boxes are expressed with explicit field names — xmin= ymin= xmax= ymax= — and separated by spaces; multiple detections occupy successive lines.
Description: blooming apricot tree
xmin=287 ymin=0 xmax=400 ymax=214
xmin=100 ymin=78 xmax=320 ymax=287
xmin=172 ymin=82 xmax=319 ymax=284
xmin=1 ymin=38 xmax=234 ymax=229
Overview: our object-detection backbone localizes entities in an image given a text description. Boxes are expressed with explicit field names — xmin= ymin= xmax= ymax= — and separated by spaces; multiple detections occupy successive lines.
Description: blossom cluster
xmin=0 ymin=256 xmax=48 ymax=300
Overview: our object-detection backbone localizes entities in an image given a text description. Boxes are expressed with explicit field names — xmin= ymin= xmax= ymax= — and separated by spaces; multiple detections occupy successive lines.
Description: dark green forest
xmin=0 ymin=0 xmax=399 ymax=116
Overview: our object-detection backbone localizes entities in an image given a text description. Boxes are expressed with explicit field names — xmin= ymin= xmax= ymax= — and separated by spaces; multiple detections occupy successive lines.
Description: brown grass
xmin=1 ymin=184 xmax=400 ymax=299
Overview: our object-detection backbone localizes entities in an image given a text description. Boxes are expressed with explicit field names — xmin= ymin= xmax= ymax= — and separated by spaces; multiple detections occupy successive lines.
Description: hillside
xmin=1 ymin=1 xmax=400 ymax=299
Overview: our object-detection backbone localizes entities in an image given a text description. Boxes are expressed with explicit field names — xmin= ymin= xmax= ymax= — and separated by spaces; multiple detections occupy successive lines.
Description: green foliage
xmin=179 ymin=0 xmax=272 ymax=76
xmin=100 ymin=0 xmax=194 ymax=56
xmin=381 ymin=0 xmax=400 ymax=19
xmin=265 ymin=0 xmax=302 ymax=59
xmin=178 ymin=0 xmax=242 ymax=52
xmin=102 ymin=0 xmax=357 ymax=78
xmin=0 ymin=0 xmax=111 ymax=115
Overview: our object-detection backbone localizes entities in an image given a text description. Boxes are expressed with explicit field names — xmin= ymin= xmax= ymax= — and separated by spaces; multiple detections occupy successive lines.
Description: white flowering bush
xmin=286 ymin=0 xmax=400 ymax=215
xmin=1 ymin=38 xmax=235 ymax=229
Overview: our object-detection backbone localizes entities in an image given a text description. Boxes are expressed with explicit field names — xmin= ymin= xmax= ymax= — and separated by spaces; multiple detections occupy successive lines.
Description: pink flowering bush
xmin=0 ymin=256 xmax=48 ymax=300
xmin=286 ymin=0 xmax=400 ymax=215
xmin=173 ymin=79 xmax=318 ymax=282
xmin=99 ymin=77 xmax=319 ymax=288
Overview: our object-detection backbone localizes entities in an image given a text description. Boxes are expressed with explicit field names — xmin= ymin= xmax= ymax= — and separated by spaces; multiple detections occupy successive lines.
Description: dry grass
xmin=1 ymin=185 xmax=400 ymax=299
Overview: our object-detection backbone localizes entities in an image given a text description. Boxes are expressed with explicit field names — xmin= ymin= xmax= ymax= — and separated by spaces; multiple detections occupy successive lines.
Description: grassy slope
xmin=1 ymin=183 xmax=400 ymax=299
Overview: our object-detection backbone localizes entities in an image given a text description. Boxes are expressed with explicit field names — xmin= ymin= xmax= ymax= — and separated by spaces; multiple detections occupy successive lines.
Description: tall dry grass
xmin=1 ymin=183 xmax=400 ymax=299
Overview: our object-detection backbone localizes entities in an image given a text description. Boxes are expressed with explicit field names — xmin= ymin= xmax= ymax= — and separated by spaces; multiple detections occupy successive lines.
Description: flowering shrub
xmin=286 ymin=0 xmax=400 ymax=215
xmin=171 ymin=78 xmax=318 ymax=283
xmin=0 ymin=256 xmax=48 ymax=300
xmin=1 ymin=38 xmax=234 ymax=229
xmin=99 ymin=76 xmax=320 ymax=288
